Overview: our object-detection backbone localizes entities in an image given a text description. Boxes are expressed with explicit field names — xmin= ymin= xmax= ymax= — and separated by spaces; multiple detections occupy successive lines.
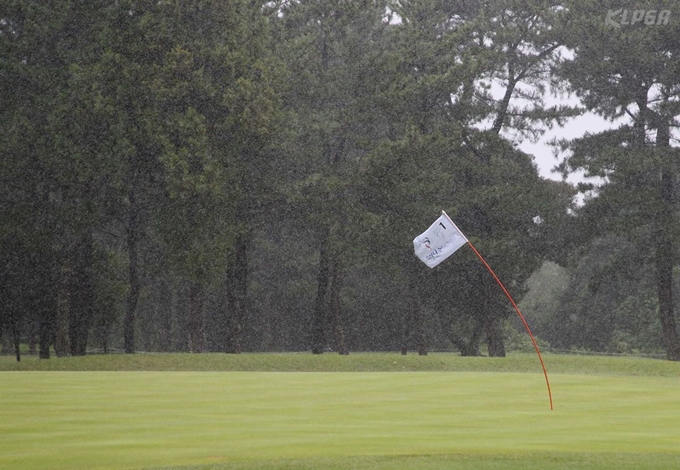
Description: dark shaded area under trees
xmin=2 ymin=0 xmax=679 ymax=361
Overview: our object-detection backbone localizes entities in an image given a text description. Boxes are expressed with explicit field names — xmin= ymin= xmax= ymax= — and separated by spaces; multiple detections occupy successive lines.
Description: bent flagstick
xmin=414 ymin=211 xmax=553 ymax=411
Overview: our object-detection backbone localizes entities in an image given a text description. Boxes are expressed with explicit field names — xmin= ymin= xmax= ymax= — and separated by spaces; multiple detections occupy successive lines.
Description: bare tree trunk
xmin=312 ymin=226 xmax=330 ymax=354
xmin=69 ymin=232 xmax=95 ymax=356
xmin=491 ymin=74 xmax=518 ymax=134
xmin=124 ymin=186 xmax=141 ymax=354
xmin=54 ymin=260 xmax=71 ymax=357
xmin=485 ymin=315 xmax=506 ymax=357
xmin=226 ymin=234 xmax=248 ymax=354
xmin=38 ymin=309 xmax=53 ymax=359
xmin=655 ymin=117 xmax=680 ymax=361
xmin=329 ymin=257 xmax=347 ymax=355
xmin=188 ymin=282 xmax=205 ymax=353
xmin=403 ymin=257 xmax=427 ymax=355
xmin=13 ymin=317 xmax=21 ymax=362
xmin=28 ymin=315 xmax=38 ymax=355
xmin=460 ymin=318 xmax=484 ymax=357
xmin=656 ymin=122 xmax=680 ymax=361
xmin=38 ymin=273 xmax=55 ymax=359
xmin=484 ymin=282 xmax=506 ymax=357
xmin=655 ymin=237 xmax=679 ymax=361
xmin=101 ymin=325 xmax=109 ymax=355
xmin=8 ymin=302 xmax=22 ymax=362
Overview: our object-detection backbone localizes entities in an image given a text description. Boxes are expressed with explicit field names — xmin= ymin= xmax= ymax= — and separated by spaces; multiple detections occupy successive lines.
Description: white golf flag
xmin=413 ymin=211 xmax=468 ymax=268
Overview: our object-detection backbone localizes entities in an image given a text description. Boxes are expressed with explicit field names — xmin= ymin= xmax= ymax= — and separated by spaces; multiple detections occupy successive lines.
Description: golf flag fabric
xmin=413 ymin=212 xmax=468 ymax=268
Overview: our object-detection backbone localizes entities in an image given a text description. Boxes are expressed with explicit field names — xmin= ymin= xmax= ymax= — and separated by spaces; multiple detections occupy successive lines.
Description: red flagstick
xmin=465 ymin=240 xmax=554 ymax=411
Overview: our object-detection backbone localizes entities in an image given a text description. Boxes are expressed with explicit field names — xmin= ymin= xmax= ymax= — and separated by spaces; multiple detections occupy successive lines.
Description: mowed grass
xmin=3 ymin=351 xmax=680 ymax=376
xmin=1 ymin=353 xmax=679 ymax=470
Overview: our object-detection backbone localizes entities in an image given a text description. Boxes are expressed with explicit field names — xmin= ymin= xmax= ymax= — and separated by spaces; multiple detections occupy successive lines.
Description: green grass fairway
xmin=1 ymin=354 xmax=679 ymax=469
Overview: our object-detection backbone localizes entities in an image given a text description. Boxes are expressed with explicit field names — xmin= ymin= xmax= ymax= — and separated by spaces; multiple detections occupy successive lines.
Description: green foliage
xmin=523 ymin=236 xmax=670 ymax=355
xmin=554 ymin=0 xmax=680 ymax=360
xmin=4 ymin=0 xmax=674 ymax=360
xmin=503 ymin=319 xmax=551 ymax=353
xmin=518 ymin=261 xmax=570 ymax=336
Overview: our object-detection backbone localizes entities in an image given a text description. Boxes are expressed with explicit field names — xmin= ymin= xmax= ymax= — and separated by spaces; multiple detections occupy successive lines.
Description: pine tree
xmin=556 ymin=0 xmax=680 ymax=360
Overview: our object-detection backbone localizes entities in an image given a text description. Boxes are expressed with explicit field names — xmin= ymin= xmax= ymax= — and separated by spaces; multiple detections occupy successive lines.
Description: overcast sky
xmin=515 ymin=89 xmax=679 ymax=184
xmin=518 ymin=111 xmax=623 ymax=183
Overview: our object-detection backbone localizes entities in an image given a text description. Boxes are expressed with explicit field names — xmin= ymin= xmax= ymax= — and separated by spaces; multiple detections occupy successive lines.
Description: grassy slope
xmin=1 ymin=353 xmax=679 ymax=470
xmin=2 ymin=351 xmax=680 ymax=376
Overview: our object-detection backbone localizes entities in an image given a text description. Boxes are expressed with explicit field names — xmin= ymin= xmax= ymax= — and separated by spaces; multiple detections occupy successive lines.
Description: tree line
xmin=1 ymin=0 xmax=679 ymax=361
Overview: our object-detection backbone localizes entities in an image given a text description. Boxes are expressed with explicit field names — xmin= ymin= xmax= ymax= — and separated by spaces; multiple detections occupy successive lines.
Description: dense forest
xmin=1 ymin=0 xmax=679 ymax=361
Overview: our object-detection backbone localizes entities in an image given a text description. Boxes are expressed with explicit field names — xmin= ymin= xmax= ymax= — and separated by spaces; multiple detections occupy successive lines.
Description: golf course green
xmin=1 ymin=353 xmax=678 ymax=469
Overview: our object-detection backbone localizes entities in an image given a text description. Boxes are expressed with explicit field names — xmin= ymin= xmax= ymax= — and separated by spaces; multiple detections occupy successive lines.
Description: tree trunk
xmin=484 ymin=281 xmax=506 ymax=357
xmin=460 ymin=318 xmax=484 ymax=356
xmin=124 ymin=186 xmax=141 ymax=354
xmin=69 ymin=232 xmax=95 ymax=356
xmin=226 ymin=234 xmax=248 ymax=354
xmin=54 ymin=260 xmax=71 ymax=357
xmin=156 ymin=278 xmax=173 ymax=352
xmin=38 ymin=310 xmax=53 ymax=359
xmin=655 ymin=121 xmax=680 ymax=361
xmin=188 ymin=281 xmax=206 ymax=353
xmin=656 ymin=243 xmax=680 ymax=361
xmin=329 ymin=256 xmax=348 ymax=355
xmin=38 ymin=272 xmax=55 ymax=359
xmin=402 ymin=257 xmax=427 ymax=355
xmin=656 ymin=188 xmax=680 ymax=360
xmin=491 ymin=73 xmax=518 ymax=134
xmin=655 ymin=192 xmax=680 ymax=361
xmin=485 ymin=315 xmax=506 ymax=357
xmin=101 ymin=325 xmax=109 ymax=355
xmin=312 ymin=226 xmax=330 ymax=354
xmin=12 ymin=316 xmax=20 ymax=362
xmin=28 ymin=315 xmax=38 ymax=355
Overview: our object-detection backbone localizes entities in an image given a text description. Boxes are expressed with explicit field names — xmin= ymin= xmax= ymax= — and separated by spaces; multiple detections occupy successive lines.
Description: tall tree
xmin=149 ymin=0 xmax=281 ymax=352
xmin=64 ymin=0 xmax=282 ymax=354
xmin=557 ymin=0 xmax=680 ymax=360
xmin=275 ymin=0 xmax=392 ymax=354
xmin=1 ymin=1 xmax=124 ymax=357
xmin=358 ymin=0 xmax=575 ymax=356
